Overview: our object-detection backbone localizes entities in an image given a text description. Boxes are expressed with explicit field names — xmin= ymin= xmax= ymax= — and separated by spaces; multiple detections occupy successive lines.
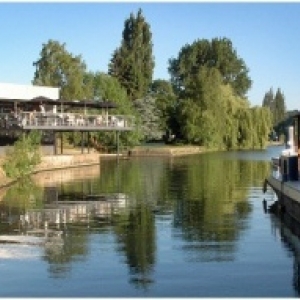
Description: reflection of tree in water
xmin=2 ymin=178 xmax=44 ymax=210
xmin=43 ymin=227 xmax=90 ymax=279
xmin=167 ymin=155 xmax=270 ymax=262
xmin=0 ymin=178 xmax=91 ymax=279
xmin=114 ymin=203 xmax=156 ymax=290
xmin=0 ymin=178 xmax=43 ymax=233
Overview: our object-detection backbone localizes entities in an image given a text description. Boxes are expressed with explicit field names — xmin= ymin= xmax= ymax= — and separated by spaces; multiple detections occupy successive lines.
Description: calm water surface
xmin=1 ymin=145 xmax=299 ymax=297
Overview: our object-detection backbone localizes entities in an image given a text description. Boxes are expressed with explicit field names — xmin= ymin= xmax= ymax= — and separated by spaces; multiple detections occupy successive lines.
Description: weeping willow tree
xmin=174 ymin=67 xmax=272 ymax=150
xmin=2 ymin=131 xmax=42 ymax=180
xmin=168 ymin=37 xmax=272 ymax=149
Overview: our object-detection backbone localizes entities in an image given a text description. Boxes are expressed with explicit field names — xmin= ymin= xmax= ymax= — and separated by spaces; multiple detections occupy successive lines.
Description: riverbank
xmin=129 ymin=145 xmax=206 ymax=156
xmin=0 ymin=142 xmax=282 ymax=189
xmin=0 ymin=145 xmax=207 ymax=188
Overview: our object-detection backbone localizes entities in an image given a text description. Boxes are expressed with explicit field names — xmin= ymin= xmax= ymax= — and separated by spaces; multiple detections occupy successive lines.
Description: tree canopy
xmin=32 ymin=39 xmax=87 ymax=100
xmin=262 ymin=87 xmax=287 ymax=140
xmin=168 ymin=37 xmax=252 ymax=98
xmin=29 ymin=15 xmax=273 ymax=151
xmin=108 ymin=8 xmax=155 ymax=101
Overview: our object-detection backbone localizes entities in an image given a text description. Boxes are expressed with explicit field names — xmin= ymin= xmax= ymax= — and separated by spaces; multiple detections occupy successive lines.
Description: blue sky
xmin=0 ymin=2 xmax=299 ymax=110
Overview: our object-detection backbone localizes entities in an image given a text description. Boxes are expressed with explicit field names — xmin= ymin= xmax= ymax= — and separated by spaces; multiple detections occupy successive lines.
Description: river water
xmin=0 ymin=145 xmax=299 ymax=297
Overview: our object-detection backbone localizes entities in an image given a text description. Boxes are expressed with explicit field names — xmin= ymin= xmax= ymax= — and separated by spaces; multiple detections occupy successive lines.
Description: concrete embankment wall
xmin=35 ymin=154 xmax=101 ymax=172
xmin=130 ymin=146 xmax=205 ymax=156
xmin=32 ymin=164 xmax=101 ymax=187
xmin=0 ymin=153 xmax=102 ymax=188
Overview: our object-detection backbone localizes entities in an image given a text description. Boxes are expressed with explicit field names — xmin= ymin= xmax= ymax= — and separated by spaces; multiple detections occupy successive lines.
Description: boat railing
xmin=0 ymin=112 xmax=135 ymax=130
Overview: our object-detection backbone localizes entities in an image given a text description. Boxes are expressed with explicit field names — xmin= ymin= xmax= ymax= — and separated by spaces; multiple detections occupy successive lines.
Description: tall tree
xmin=168 ymin=37 xmax=252 ymax=98
xmin=262 ymin=87 xmax=286 ymax=125
xmin=262 ymin=88 xmax=274 ymax=109
xmin=32 ymin=39 xmax=87 ymax=100
xmin=109 ymin=9 xmax=155 ymax=101
xmin=273 ymin=88 xmax=286 ymax=126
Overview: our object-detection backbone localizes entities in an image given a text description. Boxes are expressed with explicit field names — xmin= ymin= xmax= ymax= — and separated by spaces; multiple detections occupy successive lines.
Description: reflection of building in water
xmin=0 ymin=193 xmax=129 ymax=239
xmin=20 ymin=193 xmax=129 ymax=230
xmin=0 ymin=193 xmax=130 ymax=280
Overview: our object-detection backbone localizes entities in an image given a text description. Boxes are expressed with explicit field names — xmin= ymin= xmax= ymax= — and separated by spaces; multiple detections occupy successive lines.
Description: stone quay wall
xmin=0 ymin=153 xmax=102 ymax=188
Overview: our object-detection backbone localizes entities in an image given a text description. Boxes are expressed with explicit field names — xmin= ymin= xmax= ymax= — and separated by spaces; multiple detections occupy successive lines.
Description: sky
xmin=0 ymin=1 xmax=299 ymax=110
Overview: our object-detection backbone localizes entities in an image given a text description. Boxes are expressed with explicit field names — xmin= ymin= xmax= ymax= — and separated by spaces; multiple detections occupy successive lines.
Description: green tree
xmin=178 ymin=66 xmax=226 ymax=147
xmin=252 ymin=106 xmax=272 ymax=149
xmin=32 ymin=39 xmax=87 ymax=100
xmin=166 ymin=37 xmax=274 ymax=150
xmin=2 ymin=131 xmax=42 ymax=180
xmin=88 ymin=72 xmax=142 ymax=149
xmin=109 ymin=8 xmax=155 ymax=101
xmin=173 ymin=64 xmax=271 ymax=150
xmin=262 ymin=87 xmax=286 ymax=139
xmin=134 ymin=95 xmax=163 ymax=141
xmin=262 ymin=88 xmax=274 ymax=110
xmin=273 ymin=88 xmax=286 ymax=126
xmin=261 ymin=87 xmax=286 ymax=126
xmin=168 ymin=37 xmax=252 ymax=98
xmin=150 ymin=79 xmax=177 ymax=140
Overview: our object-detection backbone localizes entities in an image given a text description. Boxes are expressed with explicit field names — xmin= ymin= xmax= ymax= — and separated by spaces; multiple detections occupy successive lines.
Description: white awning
xmin=0 ymin=82 xmax=60 ymax=101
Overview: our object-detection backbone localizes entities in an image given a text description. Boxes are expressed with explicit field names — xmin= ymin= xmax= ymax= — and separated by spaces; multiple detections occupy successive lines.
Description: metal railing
xmin=0 ymin=112 xmax=135 ymax=130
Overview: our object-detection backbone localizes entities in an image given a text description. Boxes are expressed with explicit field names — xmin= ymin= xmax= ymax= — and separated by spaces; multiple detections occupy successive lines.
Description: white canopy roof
xmin=0 ymin=82 xmax=60 ymax=101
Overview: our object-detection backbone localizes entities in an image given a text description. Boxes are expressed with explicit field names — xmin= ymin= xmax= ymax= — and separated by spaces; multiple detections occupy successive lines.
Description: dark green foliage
xmin=109 ymin=9 xmax=155 ymax=101
xmin=262 ymin=88 xmax=274 ymax=108
xmin=273 ymin=89 xmax=286 ymax=126
xmin=150 ymin=80 xmax=177 ymax=139
xmin=262 ymin=87 xmax=286 ymax=126
xmin=168 ymin=37 xmax=252 ymax=98
xmin=262 ymin=87 xmax=287 ymax=139
xmin=2 ymin=131 xmax=42 ymax=179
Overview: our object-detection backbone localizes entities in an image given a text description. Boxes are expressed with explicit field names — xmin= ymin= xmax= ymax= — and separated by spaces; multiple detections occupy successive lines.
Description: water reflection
xmin=115 ymin=203 xmax=156 ymax=289
xmin=0 ymin=169 xmax=131 ymax=279
xmin=270 ymin=213 xmax=300 ymax=296
xmin=168 ymin=154 xmax=270 ymax=262
xmin=1 ymin=150 xmax=296 ymax=296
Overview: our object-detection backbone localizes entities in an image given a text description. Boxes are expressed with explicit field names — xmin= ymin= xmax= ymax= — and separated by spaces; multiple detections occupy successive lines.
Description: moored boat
xmin=264 ymin=113 xmax=300 ymax=222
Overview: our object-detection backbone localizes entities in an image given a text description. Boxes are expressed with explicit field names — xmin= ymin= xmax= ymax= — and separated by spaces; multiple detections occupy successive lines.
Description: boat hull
xmin=265 ymin=175 xmax=300 ymax=222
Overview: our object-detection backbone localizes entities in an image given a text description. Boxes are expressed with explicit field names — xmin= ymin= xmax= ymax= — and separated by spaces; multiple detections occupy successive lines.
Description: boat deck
xmin=271 ymin=171 xmax=300 ymax=192
xmin=266 ymin=166 xmax=300 ymax=204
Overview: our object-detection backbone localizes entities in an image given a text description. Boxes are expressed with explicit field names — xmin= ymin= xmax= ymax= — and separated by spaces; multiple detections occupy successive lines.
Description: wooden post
xmin=116 ymin=130 xmax=119 ymax=159
xmin=54 ymin=132 xmax=57 ymax=155
xmin=60 ymin=132 xmax=63 ymax=154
